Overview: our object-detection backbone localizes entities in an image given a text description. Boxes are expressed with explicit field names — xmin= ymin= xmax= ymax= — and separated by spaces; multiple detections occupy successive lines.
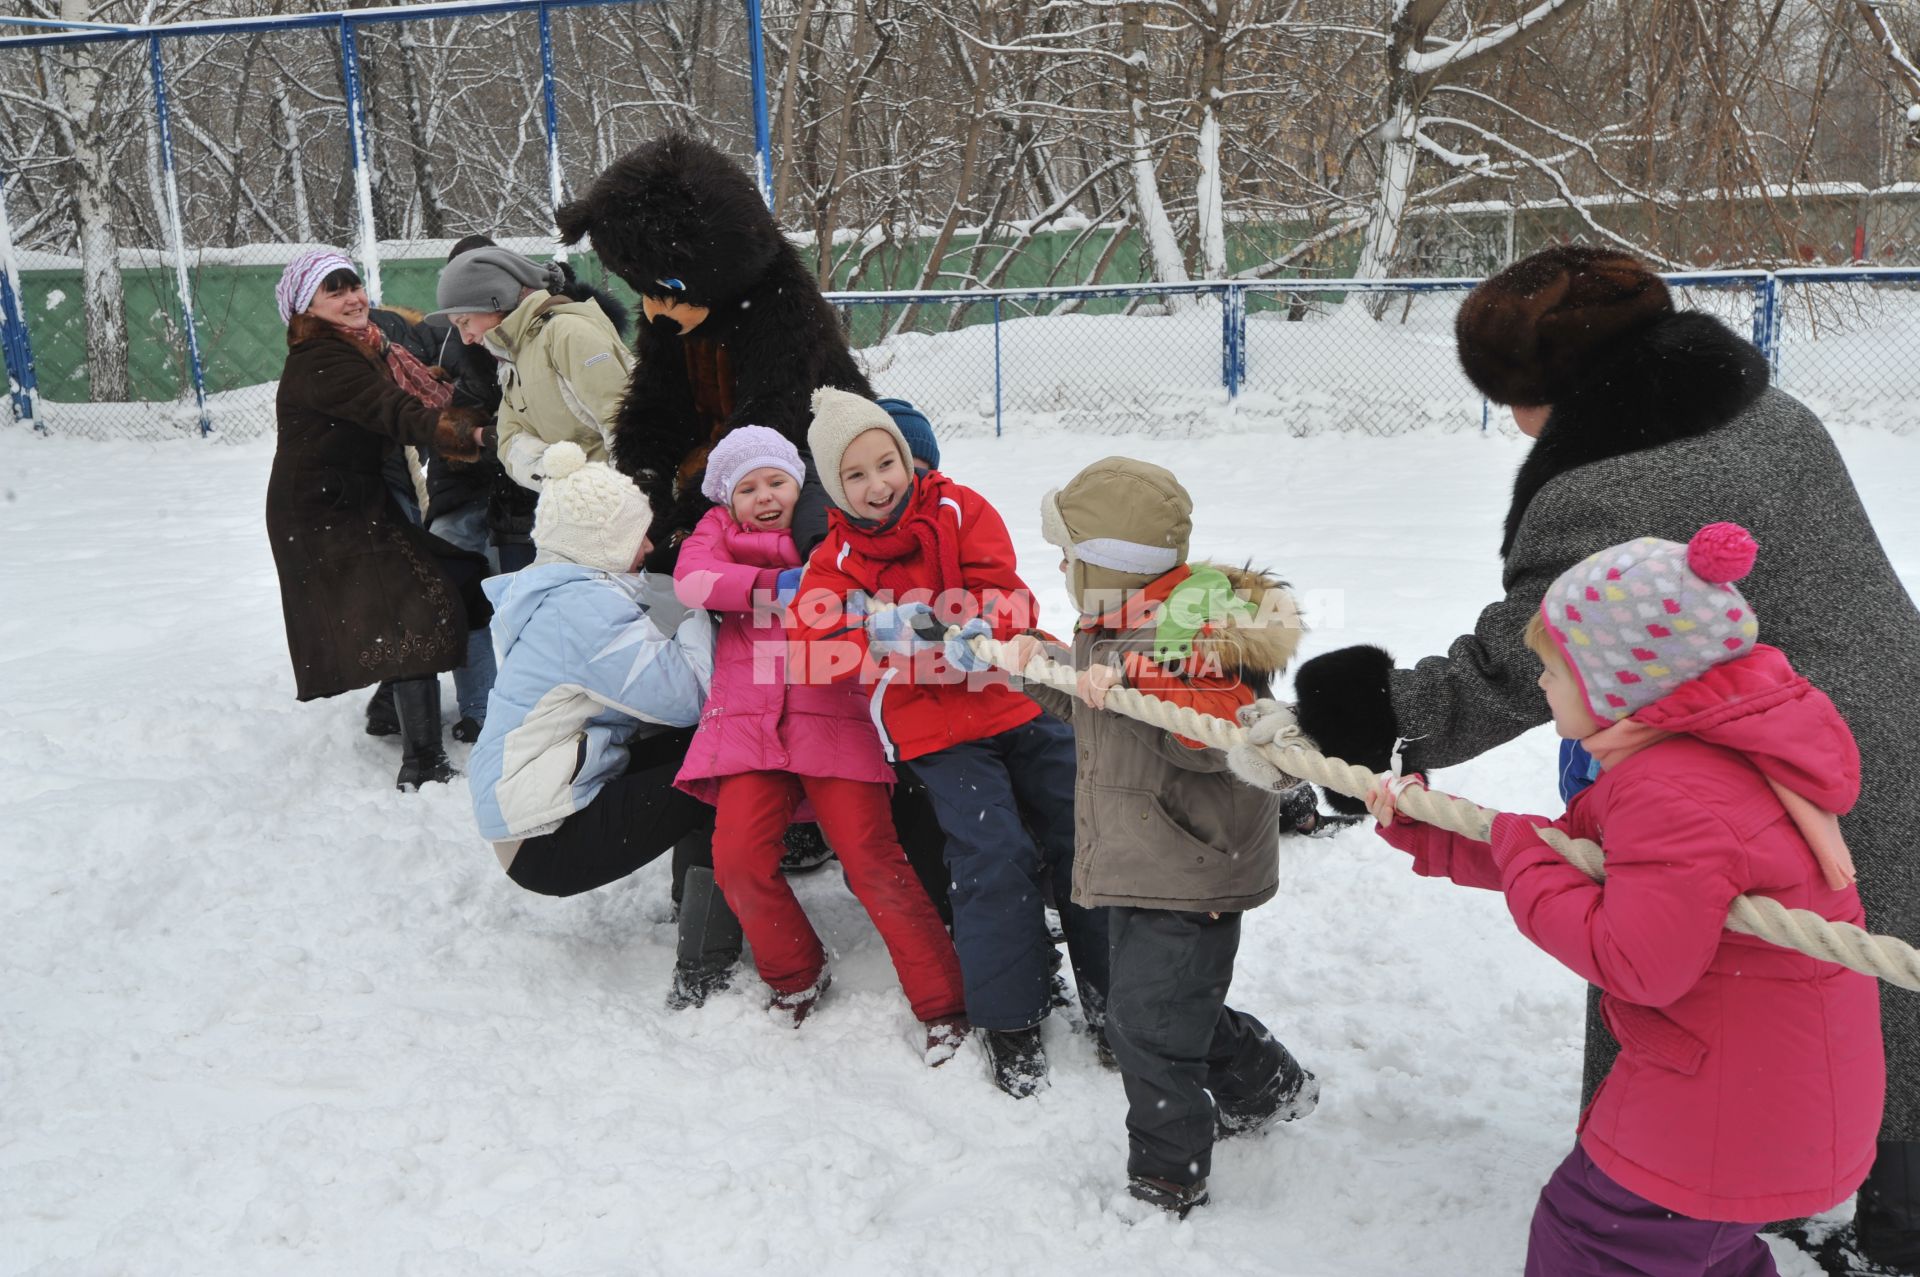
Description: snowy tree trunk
xmin=1122 ymin=2 xmax=1189 ymax=289
xmin=1352 ymin=97 xmax=1417 ymax=296
xmin=1192 ymin=0 xmax=1230 ymax=279
xmin=275 ymin=80 xmax=314 ymax=243
xmin=394 ymin=29 xmax=446 ymax=240
xmin=61 ymin=0 xmax=129 ymax=402
xmin=1196 ymin=105 xmax=1226 ymax=279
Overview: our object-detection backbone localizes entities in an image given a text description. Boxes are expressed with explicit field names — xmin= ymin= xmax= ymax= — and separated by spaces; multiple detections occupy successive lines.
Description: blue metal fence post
xmin=0 ymin=162 xmax=41 ymax=430
xmin=743 ymin=0 xmax=774 ymax=208
xmin=339 ymin=19 xmax=383 ymax=304
xmin=1219 ymin=285 xmax=1238 ymax=401
xmin=1759 ymin=273 xmax=1782 ymax=379
xmin=538 ymin=4 xmax=567 ymax=259
xmin=992 ymin=295 xmax=1003 ymax=438
xmin=147 ymin=36 xmax=209 ymax=434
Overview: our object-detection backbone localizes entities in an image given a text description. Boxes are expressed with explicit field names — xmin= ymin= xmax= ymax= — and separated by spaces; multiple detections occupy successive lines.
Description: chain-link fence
xmin=832 ymin=270 xmax=1920 ymax=441
xmin=0 ymin=0 xmax=767 ymax=441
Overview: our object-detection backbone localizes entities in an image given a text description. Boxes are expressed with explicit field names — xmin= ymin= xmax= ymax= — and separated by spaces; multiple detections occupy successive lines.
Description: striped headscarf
xmin=276 ymin=249 xmax=359 ymax=324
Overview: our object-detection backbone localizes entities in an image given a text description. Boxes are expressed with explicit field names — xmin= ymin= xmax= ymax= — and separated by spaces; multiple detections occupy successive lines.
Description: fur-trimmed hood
xmin=555 ymin=133 xmax=784 ymax=311
xmin=1191 ymin=562 xmax=1303 ymax=677
xmin=1501 ymin=310 xmax=1770 ymax=559
xmin=1089 ymin=561 xmax=1303 ymax=679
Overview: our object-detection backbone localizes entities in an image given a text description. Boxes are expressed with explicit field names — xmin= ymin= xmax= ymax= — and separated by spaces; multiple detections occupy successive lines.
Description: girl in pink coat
xmin=1367 ymin=524 xmax=1883 ymax=1277
xmin=673 ymin=427 xmax=967 ymax=1059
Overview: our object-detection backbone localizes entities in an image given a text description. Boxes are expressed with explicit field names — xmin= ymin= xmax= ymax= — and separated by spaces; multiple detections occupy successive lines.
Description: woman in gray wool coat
xmin=1274 ymin=246 xmax=1920 ymax=1272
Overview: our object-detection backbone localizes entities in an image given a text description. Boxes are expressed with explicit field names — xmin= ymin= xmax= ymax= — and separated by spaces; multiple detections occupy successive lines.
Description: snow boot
xmin=392 ymin=678 xmax=456 ymax=791
xmin=1278 ymin=781 xmax=1363 ymax=837
xmin=769 ymin=968 xmax=832 ymax=1028
xmin=780 ymin=822 xmax=835 ymax=875
xmin=1077 ymin=982 xmax=1118 ymax=1071
xmin=1215 ymin=1051 xmax=1320 ymax=1141
xmin=922 ymin=1013 xmax=971 ymax=1067
xmin=451 ymin=716 xmax=484 ymax=744
xmin=665 ymin=861 xmax=741 ymax=1011
xmin=365 ymin=682 xmax=399 ymax=737
xmin=1047 ymin=944 xmax=1073 ymax=1009
xmin=1858 ymin=1142 xmax=1920 ymax=1275
xmin=1128 ymin=1174 xmax=1209 ymax=1218
xmin=981 ymin=1025 xmax=1049 ymax=1098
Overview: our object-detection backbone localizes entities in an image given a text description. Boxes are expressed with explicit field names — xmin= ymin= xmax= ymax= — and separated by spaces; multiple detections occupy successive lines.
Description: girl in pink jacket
xmin=672 ymin=427 xmax=967 ymax=1059
xmin=1367 ymin=524 xmax=1882 ymax=1277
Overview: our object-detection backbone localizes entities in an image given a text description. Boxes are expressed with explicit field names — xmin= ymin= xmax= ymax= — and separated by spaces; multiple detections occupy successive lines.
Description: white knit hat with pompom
xmin=531 ymin=441 xmax=654 ymax=571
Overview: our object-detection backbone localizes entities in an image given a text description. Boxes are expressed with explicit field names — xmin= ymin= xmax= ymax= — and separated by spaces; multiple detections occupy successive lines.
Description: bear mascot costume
xmin=555 ymin=132 xmax=873 ymax=571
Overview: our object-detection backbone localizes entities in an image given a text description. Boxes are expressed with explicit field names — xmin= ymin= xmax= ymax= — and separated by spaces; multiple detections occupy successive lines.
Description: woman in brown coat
xmin=266 ymin=248 xmax=493 ymax=791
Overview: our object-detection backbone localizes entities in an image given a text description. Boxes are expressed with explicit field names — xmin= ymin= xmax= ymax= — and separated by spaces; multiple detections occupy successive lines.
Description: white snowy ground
xmin=5 ymin=421 xmax=1916 ymax=1276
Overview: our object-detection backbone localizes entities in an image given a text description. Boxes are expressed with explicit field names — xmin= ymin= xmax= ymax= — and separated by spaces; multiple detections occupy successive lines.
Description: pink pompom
xmin=1688 ymin=522 xmax=1758 ymax=584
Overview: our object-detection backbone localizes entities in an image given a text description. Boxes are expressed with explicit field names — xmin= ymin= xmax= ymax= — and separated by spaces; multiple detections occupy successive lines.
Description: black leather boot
xmin=1858 ymin=1141 xmax=1920 ymax=1273
xmin=365 ymin=682 xmax=399 ymax=737
xmin=392 ymin=677 xmax=456 ymax=791
xmin=666 ymin=857 xmax=742 ymax=1010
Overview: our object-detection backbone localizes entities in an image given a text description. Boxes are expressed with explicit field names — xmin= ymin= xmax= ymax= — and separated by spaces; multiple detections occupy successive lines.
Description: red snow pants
xmin=711 ymin=771 xmax=965 ymax=1022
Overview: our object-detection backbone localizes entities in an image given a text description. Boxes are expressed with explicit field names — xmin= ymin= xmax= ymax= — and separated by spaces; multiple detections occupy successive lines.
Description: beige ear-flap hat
xmin=1040 ymin=457 xmax=1193 ymax=616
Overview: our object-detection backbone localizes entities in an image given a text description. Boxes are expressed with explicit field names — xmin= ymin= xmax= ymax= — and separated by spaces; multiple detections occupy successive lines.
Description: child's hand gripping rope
xmin=943 ymin=622 xmax=1920 ymax=995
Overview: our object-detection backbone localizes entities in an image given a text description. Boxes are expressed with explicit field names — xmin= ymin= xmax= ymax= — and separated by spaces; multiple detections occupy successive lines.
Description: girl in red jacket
xmin=1366 ymin=524 xmax=1882 ymax=1277
xmin=788 ymin=389 xmax=1110 ymax=1097
xmin=671 ymin=426 xmax=965 ymax=1050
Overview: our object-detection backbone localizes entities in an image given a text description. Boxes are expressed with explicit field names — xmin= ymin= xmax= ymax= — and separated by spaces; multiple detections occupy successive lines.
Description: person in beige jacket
xmin=432 ymin=246 xmax=633 ymax=492
xmin=1003 ymin=456 xmax=1320 ymax=1219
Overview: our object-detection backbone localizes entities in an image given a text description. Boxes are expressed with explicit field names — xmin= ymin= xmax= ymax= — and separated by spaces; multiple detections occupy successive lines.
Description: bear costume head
xmin=557 ymin=133 xmax=782 ymax=331
xmin=553 ymin=132 xmax=874 ymax=571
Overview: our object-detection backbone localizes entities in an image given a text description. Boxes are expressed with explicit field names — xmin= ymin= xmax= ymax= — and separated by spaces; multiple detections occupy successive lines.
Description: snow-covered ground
xmin=5 ymin=421 xmax=1916 ymax=1276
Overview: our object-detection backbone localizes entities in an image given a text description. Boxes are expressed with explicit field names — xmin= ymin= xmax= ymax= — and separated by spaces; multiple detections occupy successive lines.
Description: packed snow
xmin=6 ymin=418 xmax=1915 ymax=1275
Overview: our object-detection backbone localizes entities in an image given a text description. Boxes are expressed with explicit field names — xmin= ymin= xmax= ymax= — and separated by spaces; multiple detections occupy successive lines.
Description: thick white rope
xmin=968 ymin=632 xmax=1920 ymax=993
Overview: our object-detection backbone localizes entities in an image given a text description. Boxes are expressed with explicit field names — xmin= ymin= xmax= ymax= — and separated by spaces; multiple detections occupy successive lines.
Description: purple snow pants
xmin=1526 ymin=1146 xmax=1776 ymax=1277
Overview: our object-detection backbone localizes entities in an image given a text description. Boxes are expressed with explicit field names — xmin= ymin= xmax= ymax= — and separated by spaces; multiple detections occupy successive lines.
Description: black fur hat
xmin=556 ymin=133 xmax=782 ymax=311
xmin=1455 ymin=245 xmax=1673 ymax=407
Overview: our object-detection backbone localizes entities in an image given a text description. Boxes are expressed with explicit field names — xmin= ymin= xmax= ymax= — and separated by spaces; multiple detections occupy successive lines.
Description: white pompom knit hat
xmin=531 ymin=441 xmax=654 ymax=571
xmin=1540 ymin=522 xmax=1762 ymax=723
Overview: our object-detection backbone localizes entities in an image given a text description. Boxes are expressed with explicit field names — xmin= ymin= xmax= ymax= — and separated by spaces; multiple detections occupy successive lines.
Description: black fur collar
xmin=1500 ymin=311 xmax=1771 ymax=559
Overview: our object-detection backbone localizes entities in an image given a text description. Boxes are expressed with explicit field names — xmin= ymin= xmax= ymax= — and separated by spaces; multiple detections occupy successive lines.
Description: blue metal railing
xmin=824 ymin=268 xmax=1920 ymax=437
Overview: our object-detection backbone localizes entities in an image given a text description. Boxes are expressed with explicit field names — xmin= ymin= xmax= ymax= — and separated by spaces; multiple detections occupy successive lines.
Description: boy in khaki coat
xmin=1004 ymin=457 xmax=1319 ymax=1216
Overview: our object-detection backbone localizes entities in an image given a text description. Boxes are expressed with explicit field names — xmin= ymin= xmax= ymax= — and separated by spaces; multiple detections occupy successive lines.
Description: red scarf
xmin=841 ymin=472 xmax=965 ymax=599
xmin=337 ymin=322 xmax=454 ymax=411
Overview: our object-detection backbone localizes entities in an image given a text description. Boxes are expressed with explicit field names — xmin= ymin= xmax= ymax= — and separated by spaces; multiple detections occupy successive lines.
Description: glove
xmin=774 ymin=567 xmax=804 ymax=606
xmin=866 ymin=602 xmax=937 ymax=660
xmin=1226 ymin=699 xmax=1299 ymax=791
xmin=943 ymin=618 xmax=993 ymax=673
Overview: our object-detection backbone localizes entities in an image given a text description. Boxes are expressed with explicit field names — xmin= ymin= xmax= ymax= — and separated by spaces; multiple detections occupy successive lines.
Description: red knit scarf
xmin=337 ymin=322 xmax=454 ymax=411
xmin=843 ymin=472 xmax=965 ymax=600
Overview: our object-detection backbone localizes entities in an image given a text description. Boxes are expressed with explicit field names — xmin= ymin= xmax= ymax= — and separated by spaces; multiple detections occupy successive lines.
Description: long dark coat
xmin=266 ymin=316 xmax=488 ymax=701
xmin=1294 ymin=312 xmax=1920 ymax=1140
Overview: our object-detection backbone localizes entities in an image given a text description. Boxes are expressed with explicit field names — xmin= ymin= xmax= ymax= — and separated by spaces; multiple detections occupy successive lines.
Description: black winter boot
xmin=392 ymin=678 xmax=456 ymax=791
xmin=780 ymin=822 xmax=835 ymax=874
xmin=1857 ymin=1142 xmax=1920 ymax=1274
xmin=981 ymin=1025 xmax=1049 ymax=1098
xmin=1128 ymin=1174 xmax=1209 ymax=1218
xmin=666 ymin=859 xmax=742 ymax=1010
xmin=365 ymin=682 xmax=399 ymax=737
xmin=1216 ymin=1051 xmax=1320 ymax=1141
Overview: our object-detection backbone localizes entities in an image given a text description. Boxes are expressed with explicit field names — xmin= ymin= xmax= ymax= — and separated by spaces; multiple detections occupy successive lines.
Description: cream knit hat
xmin=807 ymin=388 xmax=912 ymax=514
xmin=531 ymin=441 xmax=654 ymax=571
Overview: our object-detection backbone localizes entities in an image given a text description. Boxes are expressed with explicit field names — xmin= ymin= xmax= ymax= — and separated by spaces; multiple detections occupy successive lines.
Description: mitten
xmin=1488 ymin=812 xmax=1551 ymax=872
xmin=1226 ymin=699 xmax=1298 ymax=791
xmin=774 ymin=567 xmax=804 ymax=605
xmin=866 ymin=603 xmax=934 ymax=660
xmin=943 ymin=618 xmax=993 ymax=673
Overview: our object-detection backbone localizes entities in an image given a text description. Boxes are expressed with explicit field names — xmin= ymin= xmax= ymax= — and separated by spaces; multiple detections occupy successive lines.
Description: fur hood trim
xmin=1501 ymin=311 xmax=1770 ymax=559
xmin=1185 ymin=561 xmax=1304 ymax=677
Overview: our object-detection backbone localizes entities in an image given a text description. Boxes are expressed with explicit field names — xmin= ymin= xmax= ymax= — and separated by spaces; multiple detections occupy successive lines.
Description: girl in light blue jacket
xmin=468 ymin=441 xmax=735 ymax=1008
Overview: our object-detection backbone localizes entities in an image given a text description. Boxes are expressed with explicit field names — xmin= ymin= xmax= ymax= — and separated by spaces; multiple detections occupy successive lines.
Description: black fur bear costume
xmin=555 ymin=133 xmax=873 ymax=570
